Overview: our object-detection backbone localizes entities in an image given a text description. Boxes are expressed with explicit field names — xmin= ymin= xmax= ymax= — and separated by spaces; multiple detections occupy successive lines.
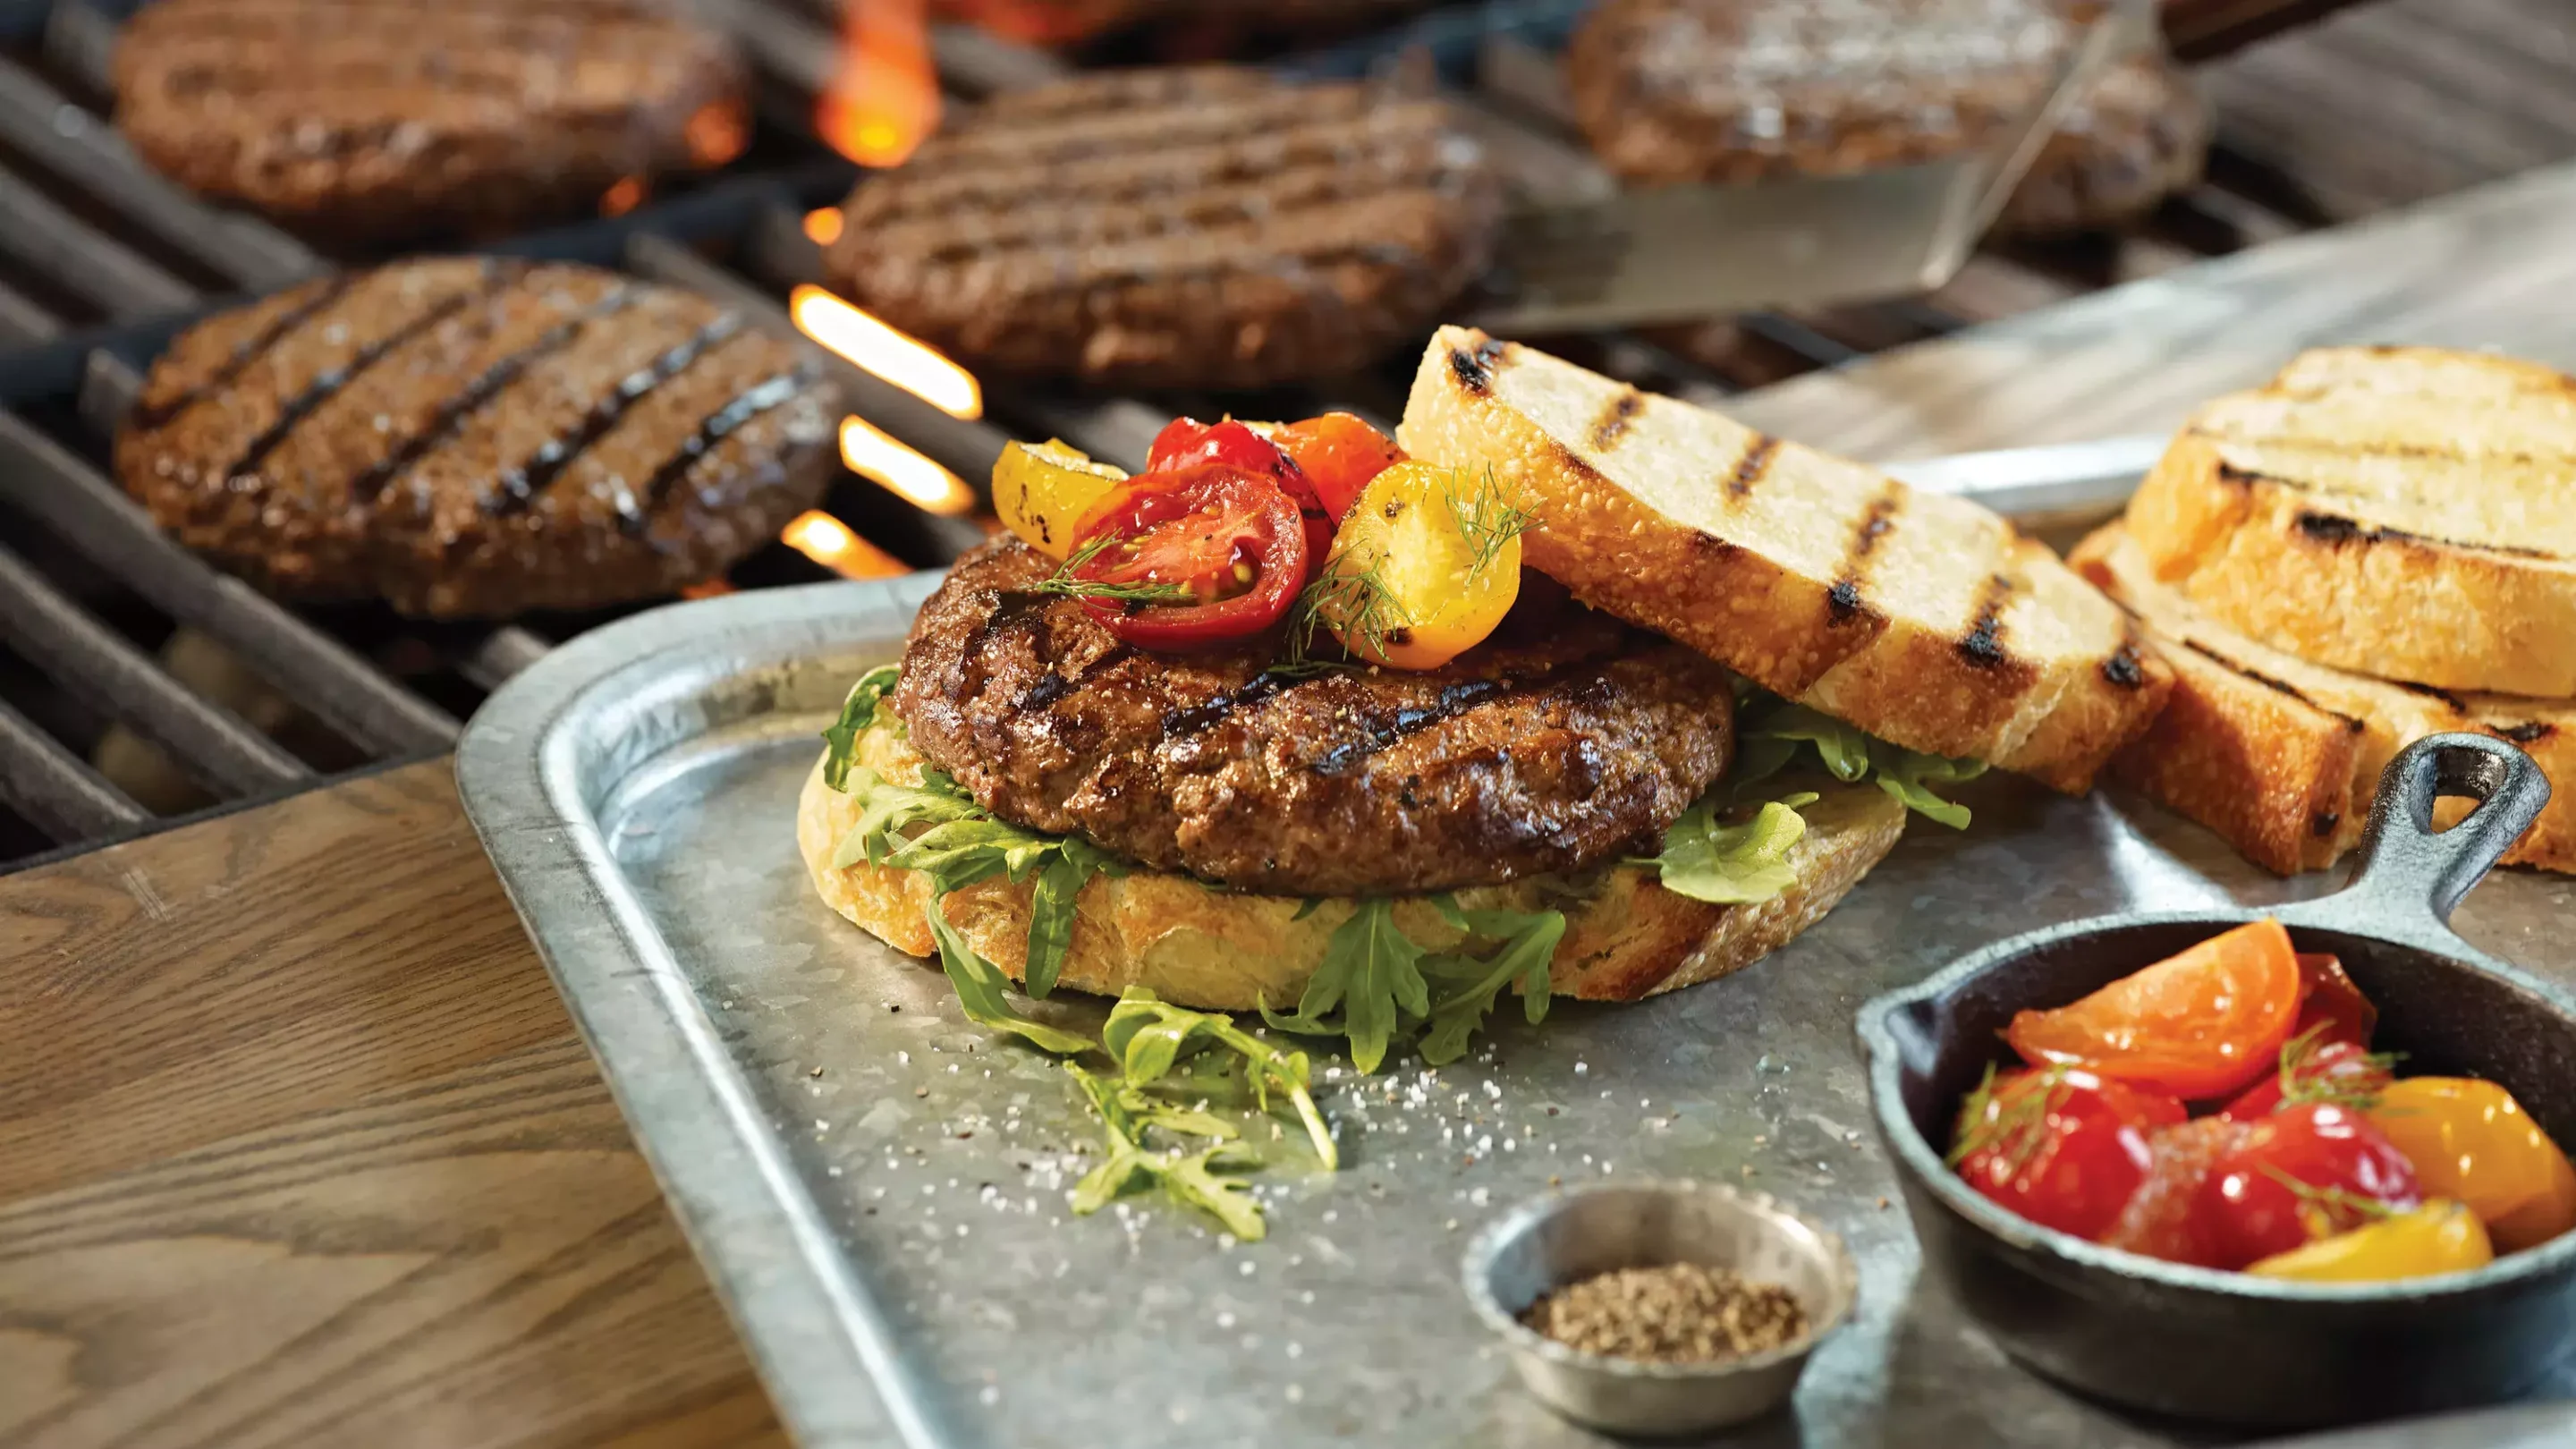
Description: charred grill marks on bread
xmin=827 ymin=67 xmax=1504 ymax=390
xmin=117 ymin=258 xmax=836 ymax=618
xmin=894 ymin=540 xmax=1739 ymax=897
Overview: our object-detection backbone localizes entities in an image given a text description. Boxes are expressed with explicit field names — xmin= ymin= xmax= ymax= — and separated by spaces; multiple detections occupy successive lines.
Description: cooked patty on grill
xmin=113 ymin=0 xmax=747 ymax=245
xmin=893 ymin=540 xmax=1737 ymax=896
xmin=117 ymin=258 xmax=837 ymax=617
xmin=1993 ymin=50 xmax=2210 ymax=237
xmin=1566 ymin=0 xmax=2075 ymax=185
xmin=824 ymin=67 xmax=1504 ymax=391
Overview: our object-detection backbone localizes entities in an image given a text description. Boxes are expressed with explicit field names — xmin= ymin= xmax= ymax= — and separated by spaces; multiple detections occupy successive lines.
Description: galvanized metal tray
xmin=456 ymin=453 xmax=2576 ymax=1449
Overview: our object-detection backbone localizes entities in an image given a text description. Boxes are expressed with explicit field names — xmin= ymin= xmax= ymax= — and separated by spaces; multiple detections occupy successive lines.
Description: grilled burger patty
xmin=825 ymin=67 xmax=1503 ymax=391
xmin=114 ymin=0 xmax=746 ymax=244
xmin=117 ymin=258 xmax=837 ymax=617
xmin=893 ymin=540 xmax=1738 ymax=897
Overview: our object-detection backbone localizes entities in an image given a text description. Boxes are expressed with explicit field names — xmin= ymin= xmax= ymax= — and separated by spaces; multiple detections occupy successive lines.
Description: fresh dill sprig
xmin=1284 ymin=552 xmax=1410 ymax=670
xmin=1447 ymin=465 xmax=1538 ymax=574
xmin=1022 ymin=534 xmax=1193 ymax=607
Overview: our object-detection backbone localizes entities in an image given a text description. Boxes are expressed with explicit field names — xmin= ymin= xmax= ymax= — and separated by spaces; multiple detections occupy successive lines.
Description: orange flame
xmin=804 ymin=208 xmax=845 ymax=246
xmin=782 ymin=510 xmax=912 ymax=579
xmin=840 ymin=418 xmax=974 ymax=515
xmin=600 ymin=176 xmax=648 ymax=216
xmin=790 ymin=284 xmax=981 ymax=420
xmin=817 ymin=0 xmax=940 ymax=168
xmin=684 ymin=101 xmax=751 ymax=168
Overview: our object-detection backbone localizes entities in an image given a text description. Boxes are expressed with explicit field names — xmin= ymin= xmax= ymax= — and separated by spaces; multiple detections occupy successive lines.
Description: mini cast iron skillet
xmin=1857 ymin=733 xmax=2576 ymax=1428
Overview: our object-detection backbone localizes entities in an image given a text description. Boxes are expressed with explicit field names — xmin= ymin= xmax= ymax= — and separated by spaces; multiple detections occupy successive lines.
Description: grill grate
xmin=0 ymin=0 xmax=2334 ymax=868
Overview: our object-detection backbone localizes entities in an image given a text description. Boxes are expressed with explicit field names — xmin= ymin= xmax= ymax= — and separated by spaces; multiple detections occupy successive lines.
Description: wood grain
xmin=0 ymin=762 xmax=783 ymax=1449
xmin=1725 ymin=161 xmax=2576 ymax=458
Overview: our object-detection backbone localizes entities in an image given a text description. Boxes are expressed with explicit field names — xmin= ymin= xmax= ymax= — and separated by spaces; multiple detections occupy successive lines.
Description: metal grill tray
xmin=456 ymin=478 xmax=2576 ymax=1449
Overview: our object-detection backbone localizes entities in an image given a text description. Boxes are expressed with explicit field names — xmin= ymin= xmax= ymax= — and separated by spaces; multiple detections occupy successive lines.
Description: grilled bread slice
xmin=2073 ymin=524 xmax=2575 ymax=875
xmin=796 ymin=728 xmax=1906 ymax=1008
xmin=2123 ymin=346 xmax=2576 ymax=696
xmin=1396 ymin=327 xmax=2173 ymax=792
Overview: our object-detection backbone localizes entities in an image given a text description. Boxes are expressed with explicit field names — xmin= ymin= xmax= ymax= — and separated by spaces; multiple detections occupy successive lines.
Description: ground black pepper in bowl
xmin=1520 ymin=1262 xmax=1809 ymax=1364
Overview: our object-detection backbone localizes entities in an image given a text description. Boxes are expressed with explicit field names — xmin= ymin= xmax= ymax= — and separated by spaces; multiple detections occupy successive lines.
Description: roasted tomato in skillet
xmin=2292 ymin=952 xmax=2377 ymax=1049
xmin=2006 ymin=919 xmax=2303 ymax=1101
xmin=1063 ymin=465 xmax=1306 ymax=650
xmin=2196 ymin=1100 xmax=2423 ymax=1268
xmin=1270 ymin=412 xmax=1406 ymax=523
xmin=1947 ymin=1064 xmax=2188 ymax=1241
xmin=2370 ymin=1077 xmax=2576 ymax=1251
xmin=1147 ymin=417 xmax=1333 ymax=571
xmin=2215 ymin=1030 xmax=2395 ymax=1122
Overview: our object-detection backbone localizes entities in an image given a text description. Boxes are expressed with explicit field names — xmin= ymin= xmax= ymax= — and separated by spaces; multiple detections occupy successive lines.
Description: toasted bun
xmin=2074 ymin=524 xmax=2576 ymax=876
xmin=2123 ymin=346 xmax=2576 ymax=697
xmin=1395 ymin=326 xmax=2173 ymax=793
xmin=794 ymin=724 xmax=1906 ymax=1007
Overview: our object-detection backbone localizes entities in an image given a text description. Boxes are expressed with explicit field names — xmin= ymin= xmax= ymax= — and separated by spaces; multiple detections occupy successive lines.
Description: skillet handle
xmin=2335 ymin=733 xmax=2551 ymax=930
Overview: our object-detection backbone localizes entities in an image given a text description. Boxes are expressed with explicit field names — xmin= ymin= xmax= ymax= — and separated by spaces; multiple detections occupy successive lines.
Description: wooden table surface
xmin=4 ymin=160 xmax=2574 ymax=1449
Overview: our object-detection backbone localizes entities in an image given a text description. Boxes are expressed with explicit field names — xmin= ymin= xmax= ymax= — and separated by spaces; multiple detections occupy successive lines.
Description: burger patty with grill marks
xmin=892 ymin=540 xmax=1737 ymax=897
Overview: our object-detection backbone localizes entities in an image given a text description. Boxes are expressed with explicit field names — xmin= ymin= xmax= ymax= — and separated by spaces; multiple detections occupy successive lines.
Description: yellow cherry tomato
xmin=1318 ymin=462 xmax=1527 ymax=671
xmin=2246 ymin=1200 xmax=2494 ymax=1284
xmin=993 ymin=440 xmax=1127 ymax=559
xmin=2370 ymin=1077 xmax=2576 ymax=1251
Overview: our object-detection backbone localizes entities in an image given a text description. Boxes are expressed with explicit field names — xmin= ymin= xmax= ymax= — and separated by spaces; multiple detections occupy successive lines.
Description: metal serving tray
xmin=457 ymin=452 xmax=2576 ymax=1449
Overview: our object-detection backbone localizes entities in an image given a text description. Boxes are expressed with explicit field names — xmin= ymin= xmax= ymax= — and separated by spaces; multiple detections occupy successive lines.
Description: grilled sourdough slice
xmin=2124 ymin=346 xmax=2576 ymax=696
xmin=2073 ymin=524 xmax=2575 ymax=875
xmin=1397 ymin=327 xmax=2172 ymax=792
xmin=796 ymin=726 xmax=1905 ymax=1007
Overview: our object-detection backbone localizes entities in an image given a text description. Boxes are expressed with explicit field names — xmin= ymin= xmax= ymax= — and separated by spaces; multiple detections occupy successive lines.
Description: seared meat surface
xmin=893 ymin=540 xmax=1736 ymax=896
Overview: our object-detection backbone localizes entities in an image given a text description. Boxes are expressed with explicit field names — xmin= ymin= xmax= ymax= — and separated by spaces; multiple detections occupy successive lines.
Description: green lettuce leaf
xmin=1065 ymin=1063 xmax=1270 ymax=1240
xmin=1750 ymin=703 xmax=1871 ymax=782
xmin=1260 ymin=900 xmax=1428 ymax=1074
xmin=1642 ymin=793 xmax=1819 ymax=905
xmin=1740 ymin=693 xmax=1987 ymax=827
xmin=1024 ymin=837 xmax=1124 ymax=999
xmin=920 ymin=903 xmax=1095 ymax=1055
xmin=1869 ymin=741 xmax=1987 ymax=830
xmin=1107 ymin=988 xmax=1334 ymax=1168
xmin=829 ymin=767 xmax=984 ymax=868
xmin=819 ymin=665 xmax=901 ymax=792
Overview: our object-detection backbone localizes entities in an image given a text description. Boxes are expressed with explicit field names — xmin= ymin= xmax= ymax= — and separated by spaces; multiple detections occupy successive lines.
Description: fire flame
xmin=782 ymin=510 xmax=912 ymax=580
xmin=817 ymin=0 xmax=940 ymax=168
xmin=804 ymin=208 xmax=845 ymax=246
xmin=840 ymin=417 xmax=974 ymax=515
xmin=790 ymin=284 xmax=981 ymax=420
xmin=683 ymin=100 xmax=750 ymax=167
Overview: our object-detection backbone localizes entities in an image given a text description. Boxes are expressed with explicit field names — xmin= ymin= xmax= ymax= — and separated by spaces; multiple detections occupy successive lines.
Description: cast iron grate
xmin=0 ymin=0 xmax=2319 ymax=869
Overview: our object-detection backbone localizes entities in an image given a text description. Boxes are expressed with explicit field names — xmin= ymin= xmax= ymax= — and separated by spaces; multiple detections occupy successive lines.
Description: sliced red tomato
xmin=1147 ymin=417 xmax=1333 ymax=571
xmin=1066 ymin=465 xmax=1305 ymax=650
xmin=2293 ymin=952 xmax=2377 ymax=1049
xmin=2216 ymin=1033 xmax=2396 ymax=1122
xmin=2197 ymin=1101 xmax=2423 ymax=1268
xmin=1949 ymin=1065 xmax=2187 ymax=1241
xmin=2102 ymin=1117 xmax=2253 ymax=1268
xmin=2005 ymin=919 xmax=2303 ymax=1101
xmin=1270 ymin=412 xmax=1406 ymax=523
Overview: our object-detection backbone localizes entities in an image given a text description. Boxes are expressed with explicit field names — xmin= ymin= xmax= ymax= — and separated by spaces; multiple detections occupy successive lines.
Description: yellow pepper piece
xmin=2371 ymin=1077 xmax=2576 ymax=1252
xmin=1318 ymin=462 xmax=1527 ymax=672
xmin=2246 ymin=1200 xmax=2494 ymax=1284
xmin=993 ymin=440 xmax=1127 ymax=560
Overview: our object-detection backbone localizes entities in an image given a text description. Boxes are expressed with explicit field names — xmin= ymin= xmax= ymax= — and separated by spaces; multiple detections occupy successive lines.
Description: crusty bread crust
xmin=2074 ymin=525 xmax=2576 ymax=876
xmin=2123 ymin=347 xmax=2576 ymax=697
xmin=1395 ymin=327 xmax=2173 ymax=792
xmin=793 ymin=727 xmax=1906 ymax=1007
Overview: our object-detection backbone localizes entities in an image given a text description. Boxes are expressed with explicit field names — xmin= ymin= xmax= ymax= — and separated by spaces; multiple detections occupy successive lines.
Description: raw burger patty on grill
xmin=825 ymin=67 xmax=1504 ymax=391
xmin=116 ymin=258 xmax=839 ymax=618
xmin=112 ymin=0 xmax=747 ymax=244
xmin=892 ymin=539 xmax=1737 ymax=897
xmin=1567 ymin=0 xmax=2079 ymax=183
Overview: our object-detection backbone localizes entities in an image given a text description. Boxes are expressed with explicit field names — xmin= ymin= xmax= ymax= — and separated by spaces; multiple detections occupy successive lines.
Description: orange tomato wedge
xmin=2370 ymin=1077 xmax=2576 ymax=1251
xmin=2246 ymin=1199 xmax=2494 ymax=1284
xmin=2007 ymin=919 xmax=2303 ymax=1101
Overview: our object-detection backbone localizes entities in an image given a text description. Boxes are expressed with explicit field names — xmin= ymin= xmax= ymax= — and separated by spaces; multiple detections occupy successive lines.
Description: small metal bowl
xmin=1462 ymin=1180 xmax=1858 ymax=1436
xmin=1856 ymin=734 xmax=2576 ymax=1428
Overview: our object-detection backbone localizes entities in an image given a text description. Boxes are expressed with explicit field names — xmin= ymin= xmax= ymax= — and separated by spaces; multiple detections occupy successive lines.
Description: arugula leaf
xmin=1108 ymin=988 xmax=1335 ymax=1169
xmin=820 ymin=665 xmax=902 ymax=792
xmin=1869 ymin=741 xmax=1987 ymax=830
xmin=1642 ymin=794 xmax=1818 ymax=905
xmin=920 ymin=903 xmax=1095 ymax=1055
xmin=1065 ymin=1063 xmax=1270 ymax=1240
xmin=1418 ymin=908 xmax=1565 ymax=1066
xmin=830 ymin=767 xmax=984 ymax=868
xmin=1261 ymin=900 xmax=1428 ymax=1074
xmin=1024 ymin=836 xmax=1124 ymax=1000
xmin=1749 ymin=703 xmax=1872 ymax=782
